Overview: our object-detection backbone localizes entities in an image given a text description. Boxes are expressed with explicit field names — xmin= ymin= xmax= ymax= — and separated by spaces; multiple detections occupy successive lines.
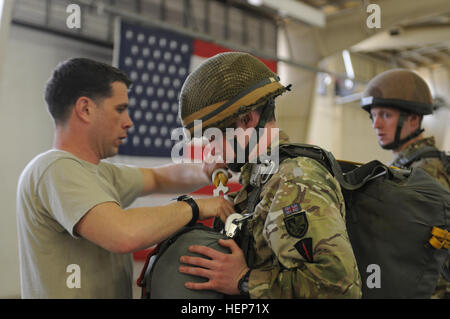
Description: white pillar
xmin=0 ymin=0 xmax=14 ymax=87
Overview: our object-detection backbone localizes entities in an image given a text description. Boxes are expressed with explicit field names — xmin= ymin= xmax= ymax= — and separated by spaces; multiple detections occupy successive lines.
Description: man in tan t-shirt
xmin=16 ymin=58 xmax=234 ymax=298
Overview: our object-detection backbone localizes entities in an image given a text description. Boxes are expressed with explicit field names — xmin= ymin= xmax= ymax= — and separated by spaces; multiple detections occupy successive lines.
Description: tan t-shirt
xmin=16 ymin=150 xmax=144 ymax=298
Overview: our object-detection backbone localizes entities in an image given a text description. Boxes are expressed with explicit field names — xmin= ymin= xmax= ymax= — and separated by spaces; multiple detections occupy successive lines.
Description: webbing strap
xmin=396 ymin=146 xmax=442 ymax=167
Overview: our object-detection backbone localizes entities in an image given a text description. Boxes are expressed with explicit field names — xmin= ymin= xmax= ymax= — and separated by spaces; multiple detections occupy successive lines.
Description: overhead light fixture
xmin=247 ymin=0 xmax=263 ymax=6
xmin=344 ymin=78 xmax=354 ymax=89
xmin=342 ymin=50 xmax=355 ymax=79
xmin=248 ymin=0 xmax=325 ymax=27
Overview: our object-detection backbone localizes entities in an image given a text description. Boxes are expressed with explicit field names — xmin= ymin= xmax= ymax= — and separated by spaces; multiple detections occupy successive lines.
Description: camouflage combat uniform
xmin=390 ymin=136 xmax=450 ymax=299
xmin=390 ymin=137 xmax=449 ymax=190
xmin=232 ymin=131 xmax=362 ymax=299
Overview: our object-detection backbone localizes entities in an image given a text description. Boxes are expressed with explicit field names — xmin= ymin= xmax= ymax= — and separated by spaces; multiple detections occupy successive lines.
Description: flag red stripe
xmin=192 ymin=183 xmax=242 ymax=195
xmin=193 ymin=39 xmax=277 ymax=73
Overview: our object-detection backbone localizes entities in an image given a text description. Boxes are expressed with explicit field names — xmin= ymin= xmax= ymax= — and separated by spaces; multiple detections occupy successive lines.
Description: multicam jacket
xmin=232 ymin=130 xmax=362 ymax=299
xmin=390 ymin=136 xmax=449 ymax=299
xmin=390 ymin=136 xmax=449 ymax=190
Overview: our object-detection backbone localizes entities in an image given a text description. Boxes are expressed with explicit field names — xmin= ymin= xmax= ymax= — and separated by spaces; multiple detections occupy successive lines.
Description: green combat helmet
xmin=179 ymin=52 xmax=290 ymax=171
xmin=179 ymin=52 xmax=289 ymax=136
xmin=360 ymin=69 xmax=434 ymax=150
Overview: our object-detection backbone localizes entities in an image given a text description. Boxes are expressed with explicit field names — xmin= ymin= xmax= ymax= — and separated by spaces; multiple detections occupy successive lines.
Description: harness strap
xmin=396 ymin=146 xmax=442 ymax=167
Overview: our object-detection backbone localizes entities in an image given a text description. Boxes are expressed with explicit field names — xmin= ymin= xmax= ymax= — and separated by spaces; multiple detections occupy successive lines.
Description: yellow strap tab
xmin=432 ymin=227 xmax=449 ymax=240
xmin=429 ymin=227 xmax=450 ymax=250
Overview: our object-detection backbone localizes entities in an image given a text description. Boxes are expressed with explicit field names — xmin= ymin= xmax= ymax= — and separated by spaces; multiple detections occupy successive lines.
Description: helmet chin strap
xmin=380 ymin=112 xmax=424 ymax=150
xmin=226 ymin=100 xmax=275 ymax=172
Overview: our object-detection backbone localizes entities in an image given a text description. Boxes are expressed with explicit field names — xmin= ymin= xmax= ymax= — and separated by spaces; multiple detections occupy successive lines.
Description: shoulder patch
xmin=294 ymin=237 xmax=314 ymax=263
xmin=283 ymin=209 xmax=308 ymax=238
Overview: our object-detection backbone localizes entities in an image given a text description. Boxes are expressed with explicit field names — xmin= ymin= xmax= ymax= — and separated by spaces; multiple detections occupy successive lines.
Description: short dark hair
xmin=44 ymin=58 xmax=132 ymax=124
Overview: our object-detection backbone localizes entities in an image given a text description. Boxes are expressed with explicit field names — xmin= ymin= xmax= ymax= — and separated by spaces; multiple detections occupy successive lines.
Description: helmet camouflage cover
xmin=179 ymin=52 xmax=288 ymax=135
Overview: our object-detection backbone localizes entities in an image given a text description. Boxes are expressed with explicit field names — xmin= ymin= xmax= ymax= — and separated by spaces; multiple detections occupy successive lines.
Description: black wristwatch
xmin=237 ymin=269 xmax=251 ymax=297
xmin=176 ymin=195 xmax=199 ymax=226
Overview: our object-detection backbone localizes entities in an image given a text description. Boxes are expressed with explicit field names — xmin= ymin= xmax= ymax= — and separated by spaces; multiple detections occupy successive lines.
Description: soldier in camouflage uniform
xmin=177 ymin=52 xmax=362 ymax=298
xmin=361 ymin=69 xmax=449 ymax=298
xmin=390 ymin=136 xmax=449 ymax=190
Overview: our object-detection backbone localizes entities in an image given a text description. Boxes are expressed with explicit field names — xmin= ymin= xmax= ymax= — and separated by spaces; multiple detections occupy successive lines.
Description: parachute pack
xmin=138 ymin=143 xmax=449 ymax=299
xmin=278 ymin=143 xmax=450 ymax=298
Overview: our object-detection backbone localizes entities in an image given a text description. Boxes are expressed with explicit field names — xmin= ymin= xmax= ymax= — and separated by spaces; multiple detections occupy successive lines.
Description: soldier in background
xmin=177 ymin=52 xmax=362 ymax=298
xmin=361 ymin=68 xmax=449 ymax=298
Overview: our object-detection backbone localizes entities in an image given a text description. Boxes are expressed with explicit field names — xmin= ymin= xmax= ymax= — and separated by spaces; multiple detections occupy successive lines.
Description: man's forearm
xmin=76 ymin=201 xmax=195 ymax=254
xmin=141 ymin=163 xmax=210 ymax=195
xmin=122 ymin=201 xmax=194 ymax=252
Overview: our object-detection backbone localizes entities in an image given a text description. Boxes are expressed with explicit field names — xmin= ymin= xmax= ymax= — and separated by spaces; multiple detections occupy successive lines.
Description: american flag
xmin=115 ymin=19 xmax=277 ymax=158
xmin=116 ymin=20 xmax=193 ymax=157
xmin=113 ymin=20 xmax=278 ymax=260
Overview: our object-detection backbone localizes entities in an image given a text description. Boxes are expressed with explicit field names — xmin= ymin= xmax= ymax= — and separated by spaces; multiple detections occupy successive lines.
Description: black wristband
xmin=176 ymin=195 xmax=199 ymax=226
xmin=237 ymin=269 xmax=251 ymax=297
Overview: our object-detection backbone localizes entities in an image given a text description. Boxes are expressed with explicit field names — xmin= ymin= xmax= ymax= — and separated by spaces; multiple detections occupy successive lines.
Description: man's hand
xmin=202 ymin=161 xmax=230 ymax=182
xmin=195 ymin=197 xmax=235 ymax=222
xmin=178 ymin=239 xmax=249 ymax=296
xmin=201 ymin=143 xmax=231 ymax=181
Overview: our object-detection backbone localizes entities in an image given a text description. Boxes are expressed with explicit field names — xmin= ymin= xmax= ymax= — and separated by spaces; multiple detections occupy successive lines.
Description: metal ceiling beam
xmin=75 ymin=0 xmax=361 ymax=83
xmin=352 ymin=25 xmax=450 ymax=52
xmin=316 ymin=0 xmax=450 ymax=58
xmin=395 ymin=58 xmax=418 ymax=69
xmin=431 ymin=51 xmax=450 ymax=61
xmin=398 ymin=43 xmax=450 ymax=57
xmin=247 ymin=0 xmax=326 ymax=27
xmin=400 ymin=51 xmax=434 ymax=65
xmin=395 ymin=44 xmax=450 ymax=65
xmin=369 ymin=51 xmax=418 ymax=69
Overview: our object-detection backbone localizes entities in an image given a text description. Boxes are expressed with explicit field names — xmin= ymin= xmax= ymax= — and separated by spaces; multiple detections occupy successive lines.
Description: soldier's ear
xmin=237 ymin=110 xmax=261 ymax=129
xmin=244 ymin=110 xmax=262 ymax=128
xmin=238 ymin=113 xmax=252 ymax=128
xmin=408 ymin=113 xmax=421 ymax=130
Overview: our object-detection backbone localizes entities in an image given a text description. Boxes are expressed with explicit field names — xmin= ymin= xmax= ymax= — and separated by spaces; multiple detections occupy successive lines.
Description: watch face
xmin=178 ymin=195 xmax=190 ymax=201
xmin=238 ymin=270 xmax=251 ymax=295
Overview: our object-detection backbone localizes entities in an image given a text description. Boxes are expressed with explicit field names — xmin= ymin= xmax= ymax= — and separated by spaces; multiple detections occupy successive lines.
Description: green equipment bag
xmin=137 ymin=224 xmax=231 ymax=299
xmin=279 ymin=144 xmax=450 ymax=299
